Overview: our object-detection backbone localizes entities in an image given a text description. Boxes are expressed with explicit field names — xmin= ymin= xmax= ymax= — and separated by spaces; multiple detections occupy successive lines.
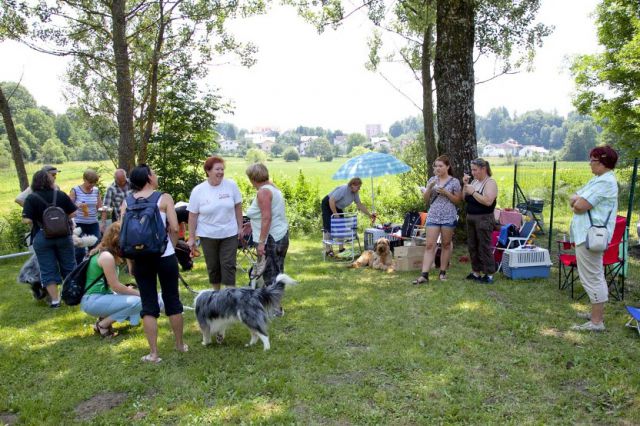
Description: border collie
xmin=194 ymin=273 xmax=297 ymax=351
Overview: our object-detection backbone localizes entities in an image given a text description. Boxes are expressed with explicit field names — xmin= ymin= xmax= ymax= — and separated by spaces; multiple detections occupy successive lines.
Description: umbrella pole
xmin=370 ymin=175 xmax=375 ymax=213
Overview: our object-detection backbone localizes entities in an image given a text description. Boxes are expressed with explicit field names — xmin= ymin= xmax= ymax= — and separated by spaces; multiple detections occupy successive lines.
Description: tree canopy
xmin=571 ymin=0 xmax=640 ymax=161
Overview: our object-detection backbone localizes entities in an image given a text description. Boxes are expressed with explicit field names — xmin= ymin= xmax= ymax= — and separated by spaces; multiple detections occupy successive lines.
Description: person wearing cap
xmin=101 ymin=169 xmax=130 ymax=224
xmin=70 ymin=169 xmax=104 ymax=264
xmin=15 ymin=165 xmax=60 ymax=207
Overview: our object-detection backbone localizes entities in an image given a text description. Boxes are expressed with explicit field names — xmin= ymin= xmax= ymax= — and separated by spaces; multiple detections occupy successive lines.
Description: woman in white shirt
xmin=187 ymin=156 xmax=243 ymax=290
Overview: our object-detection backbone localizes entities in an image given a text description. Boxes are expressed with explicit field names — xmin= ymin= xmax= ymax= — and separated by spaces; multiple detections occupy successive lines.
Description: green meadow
xmin=1 ymin=157 xmax=640 ymax=423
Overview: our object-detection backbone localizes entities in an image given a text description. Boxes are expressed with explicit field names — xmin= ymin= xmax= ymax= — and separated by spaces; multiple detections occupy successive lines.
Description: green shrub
xmin=283 ymin=147 xmax=300 ymax=162
xmin=0 ymin=208 xmax=30 ymax=255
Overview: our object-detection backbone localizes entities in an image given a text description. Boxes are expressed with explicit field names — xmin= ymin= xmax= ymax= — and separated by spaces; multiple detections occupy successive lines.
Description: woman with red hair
xmin=187 ymin=156 xmax=243 ymax=290
xmin=569 ymin=145 xmax=619 ymax=332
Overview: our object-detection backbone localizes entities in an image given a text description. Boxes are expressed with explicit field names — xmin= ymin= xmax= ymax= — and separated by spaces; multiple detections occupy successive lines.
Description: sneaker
xmin=571 ymin=321 xmax=605 ymax=332
xmin=465 ymin=273 xmax=481 ymax=281
xmin=438 ymin=271 xmax=447 ymax=281
xmin=50 ymin=302 xmax=61 ymax=309
xmin=479 ymin=275 xmax=494 ymax=284
xmin=576 ymin=312 xmax=592 ymax=320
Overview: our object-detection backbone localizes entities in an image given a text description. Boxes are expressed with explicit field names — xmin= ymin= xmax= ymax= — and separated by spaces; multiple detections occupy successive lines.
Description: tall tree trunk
xmin=138 ymin=3 xmax=166 ymax=164
xmin=0 ymin=87 xmax=29 ymax=190
xmin=422 ymin=22 xmax=438 ymax=178
xmin=434 ymin=0 xmax=477 ymax=184
xmin=111 ymin=0 xmax=136 ymax=172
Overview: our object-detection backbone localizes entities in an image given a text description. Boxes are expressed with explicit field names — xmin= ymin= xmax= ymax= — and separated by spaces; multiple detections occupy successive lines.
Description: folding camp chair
xmin=494 ymin=220 xmax=537 ymax=272
xmin=322 ymin=213 xmax=361 ymax=262
xmin=625 ymin=306 xmax=640 ymax=335
xmin=558 ymin=215 xmax=626 ymax=300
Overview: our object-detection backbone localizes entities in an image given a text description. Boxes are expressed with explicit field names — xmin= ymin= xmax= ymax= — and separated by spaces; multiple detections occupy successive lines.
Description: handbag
xmin=585 ymin=210 xmax=612 ymax=252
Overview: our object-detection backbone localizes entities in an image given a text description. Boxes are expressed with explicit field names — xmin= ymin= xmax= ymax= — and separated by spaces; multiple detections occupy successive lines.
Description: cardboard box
xmin=394 ymin=245 xmax=425 ymax=258
xmin=394 ymin=255 xmax=424 ymax=271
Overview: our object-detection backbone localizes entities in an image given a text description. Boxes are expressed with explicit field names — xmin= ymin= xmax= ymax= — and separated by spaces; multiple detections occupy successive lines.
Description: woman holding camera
xmin=462 ymin=158 xmax=498 ymax=284
xmin=569 ymin=146 xmax=618 ymax=332
xmin=413 ymin=155 xmax=462 ymax=284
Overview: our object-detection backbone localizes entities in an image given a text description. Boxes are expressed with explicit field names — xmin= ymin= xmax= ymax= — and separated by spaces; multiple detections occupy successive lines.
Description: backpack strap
xmin=84 ymin=254 xmax=105 ymax=293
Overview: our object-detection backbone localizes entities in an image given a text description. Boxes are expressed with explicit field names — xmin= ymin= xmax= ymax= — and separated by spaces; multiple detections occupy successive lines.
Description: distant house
xmin=245 ymin=133 xmax=275 ymax=146
xmin=333 ymin=135 xmax=348 ymax=155
xmin=519 ymin=145 xmax=550 ymax=157
xmin=482 ymin=138 xmax=522 ymax=157
xmin=371 ymin=136 xmax=391 ymax=151
xmin=257 ymin=139 xmax=276 ymax=153
xmin=298 ymin=136 xmax=319 ymax=156
xmin=365 ymin=124 xmax=382 ymax=139
xmin=482 ymin=145 xmax=506 ymax=157
xmin=220 ymin=140 xmax=239 ymax=152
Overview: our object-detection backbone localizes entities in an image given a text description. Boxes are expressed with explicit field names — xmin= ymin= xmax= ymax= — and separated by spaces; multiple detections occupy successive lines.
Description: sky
xmin=0 ymin=0 xmax=600 ymax=135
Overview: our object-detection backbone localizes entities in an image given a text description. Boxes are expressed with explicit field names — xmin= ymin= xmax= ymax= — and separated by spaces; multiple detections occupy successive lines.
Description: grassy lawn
xmin=1 ymin=236 xmax=640 ymax=424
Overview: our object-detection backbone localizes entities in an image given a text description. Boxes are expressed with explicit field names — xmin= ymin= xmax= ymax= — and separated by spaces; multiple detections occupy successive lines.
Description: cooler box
xmin=502 ymin=246 xmax=552 ymax=279
xmin=364 ymin=228 xmax=402 ymax=250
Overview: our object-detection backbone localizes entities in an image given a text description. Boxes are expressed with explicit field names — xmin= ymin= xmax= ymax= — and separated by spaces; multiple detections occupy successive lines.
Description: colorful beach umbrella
xmin=332 ymin=152 xmax=411 ymax=211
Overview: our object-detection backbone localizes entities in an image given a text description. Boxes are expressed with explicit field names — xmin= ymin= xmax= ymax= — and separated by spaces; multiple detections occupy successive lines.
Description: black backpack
xmin=119 ymin=192 xmax=168 ymax=259
xmin=401 ymin=211 xmax=422 ymax=238
xmin=61 ymin=254 xmax=105 ymax=306
xmin=32 ymin=191 xmax=72 ymax=239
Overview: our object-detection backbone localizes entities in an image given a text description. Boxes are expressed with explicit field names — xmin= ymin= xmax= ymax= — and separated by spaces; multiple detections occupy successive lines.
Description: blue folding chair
xmin=625 ymin=306 xmax=640 ymax=335
xmin=322 ymin=213 xmax=361 ymax=262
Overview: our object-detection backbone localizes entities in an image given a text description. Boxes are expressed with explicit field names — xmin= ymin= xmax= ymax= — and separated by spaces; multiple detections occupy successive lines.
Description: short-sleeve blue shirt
xmin=570 ymin=171 xmax=618 ymax=246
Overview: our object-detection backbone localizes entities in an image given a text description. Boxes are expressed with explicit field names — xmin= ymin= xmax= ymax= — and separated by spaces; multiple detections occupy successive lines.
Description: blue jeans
xmin=81 ymin=293 xmax=143 ymax=325
xmin=75 ymin=222 xmax=101 ymax=264
xmin=32 ymin=230 xmax=76 ymax=286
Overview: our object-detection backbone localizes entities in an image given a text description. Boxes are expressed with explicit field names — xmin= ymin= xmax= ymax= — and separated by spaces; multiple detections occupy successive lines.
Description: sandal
xmin=94 ymin=319 xmax=117 ymax=338
xmin=412 ymin=276 xmax=428 ymax=285
xmin=141 ymin=354 xmax=162 ymax=364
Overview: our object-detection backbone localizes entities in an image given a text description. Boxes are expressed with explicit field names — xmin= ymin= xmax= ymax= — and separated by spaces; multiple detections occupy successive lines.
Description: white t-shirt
xmin=187 ymin=178 xmax=242 ymax=239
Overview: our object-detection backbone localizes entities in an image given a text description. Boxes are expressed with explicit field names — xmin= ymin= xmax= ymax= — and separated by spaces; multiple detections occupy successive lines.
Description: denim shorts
xmin=426 ymin=220 xmax=458 ymax=229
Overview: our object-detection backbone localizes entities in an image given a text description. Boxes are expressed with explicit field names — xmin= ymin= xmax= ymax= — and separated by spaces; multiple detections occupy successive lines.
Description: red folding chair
xmin=558 ymin=215 xmax=626 ymax=300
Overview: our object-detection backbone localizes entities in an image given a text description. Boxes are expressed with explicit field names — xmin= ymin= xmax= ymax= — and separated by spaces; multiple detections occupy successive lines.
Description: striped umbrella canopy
xmin=332 ymin=152 xmax=411 ymax=211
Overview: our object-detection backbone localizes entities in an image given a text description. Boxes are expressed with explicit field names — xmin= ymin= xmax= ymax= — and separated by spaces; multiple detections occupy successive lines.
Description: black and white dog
xmin=194 ymin=273 xmax=297 ymax=351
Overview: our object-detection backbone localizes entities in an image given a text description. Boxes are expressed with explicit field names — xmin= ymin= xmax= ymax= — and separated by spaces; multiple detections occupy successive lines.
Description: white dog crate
xmin=364 ymin=228 xmax=401 ymax=250
xmin=502 ymin=246 xmax=552 ymax=279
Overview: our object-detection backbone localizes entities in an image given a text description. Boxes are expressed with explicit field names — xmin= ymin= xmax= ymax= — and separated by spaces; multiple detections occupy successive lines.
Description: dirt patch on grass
xmin=0 ymin=412 xmax=18 ymax=425
xmin=74 ymin=392 xmax=128 ymax=422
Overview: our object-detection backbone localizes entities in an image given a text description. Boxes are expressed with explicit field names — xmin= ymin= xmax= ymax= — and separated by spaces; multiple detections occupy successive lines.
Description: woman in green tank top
xmin=80 ymin=222 xmax=142 ymax=338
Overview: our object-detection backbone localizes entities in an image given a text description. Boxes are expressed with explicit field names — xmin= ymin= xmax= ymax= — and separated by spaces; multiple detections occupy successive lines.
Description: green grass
xmin=1 ymin=237 xmax=640 ymax=423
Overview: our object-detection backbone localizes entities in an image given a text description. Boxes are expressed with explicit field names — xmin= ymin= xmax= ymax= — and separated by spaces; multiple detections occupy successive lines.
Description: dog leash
xmin=179 ymin=273 xmax=199 ymax=295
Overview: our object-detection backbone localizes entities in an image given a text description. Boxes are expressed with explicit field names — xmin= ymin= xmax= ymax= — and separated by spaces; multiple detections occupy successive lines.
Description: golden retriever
xmin=351 ymin=237 xmax=394 ymax=272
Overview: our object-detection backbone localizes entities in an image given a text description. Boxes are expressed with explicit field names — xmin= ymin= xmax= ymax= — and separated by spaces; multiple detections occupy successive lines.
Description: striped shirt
xmin=73 ymin=185 xmax=100 ymax=224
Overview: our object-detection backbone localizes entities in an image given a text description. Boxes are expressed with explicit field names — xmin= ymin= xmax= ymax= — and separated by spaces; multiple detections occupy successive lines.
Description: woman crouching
xmin=81 ymin=222 xmax=142 ymax=338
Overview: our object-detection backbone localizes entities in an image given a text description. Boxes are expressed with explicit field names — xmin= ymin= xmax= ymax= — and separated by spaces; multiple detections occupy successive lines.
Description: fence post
xmin=547 ymin=160 xmax=557 ymax=251
xmin=512 ymin=161 xmax=518 ymax=208
xmin=626 ymin=158 xmax=638 ymax=227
